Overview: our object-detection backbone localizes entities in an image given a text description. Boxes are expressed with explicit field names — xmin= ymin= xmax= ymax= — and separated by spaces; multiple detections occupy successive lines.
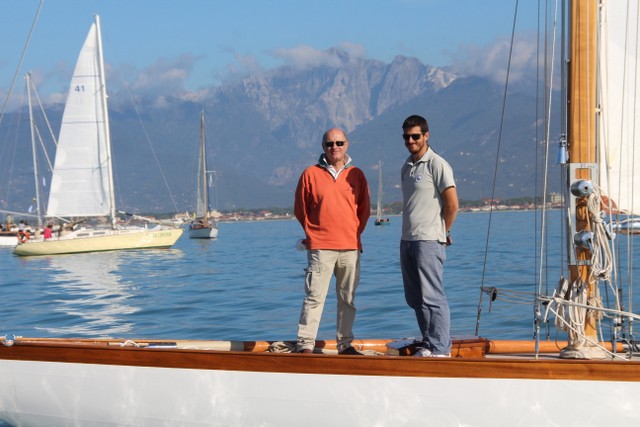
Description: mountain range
xmin=0 ymin=48 xmax=560 ymax=215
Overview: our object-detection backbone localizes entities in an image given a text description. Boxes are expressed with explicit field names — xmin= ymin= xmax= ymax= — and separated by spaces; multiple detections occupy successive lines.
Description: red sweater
xmin=295 ymin=163 xmax=370 ymax=250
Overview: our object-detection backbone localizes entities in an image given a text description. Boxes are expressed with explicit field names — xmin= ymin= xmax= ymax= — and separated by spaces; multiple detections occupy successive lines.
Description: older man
xmin=294 ymin=127 xmax=370 ymax=355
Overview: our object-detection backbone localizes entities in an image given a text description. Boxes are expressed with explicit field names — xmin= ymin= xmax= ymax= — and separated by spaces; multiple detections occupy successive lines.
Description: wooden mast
xmin=561 ymin=0 xmax=604 ymax=358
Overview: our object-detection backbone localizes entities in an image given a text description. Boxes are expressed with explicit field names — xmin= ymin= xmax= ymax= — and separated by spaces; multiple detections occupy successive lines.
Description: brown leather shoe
xmin=299 ymin=348 xmax=313 ymax=354
xmin=338 ymin=346 xmax=363 ymax=356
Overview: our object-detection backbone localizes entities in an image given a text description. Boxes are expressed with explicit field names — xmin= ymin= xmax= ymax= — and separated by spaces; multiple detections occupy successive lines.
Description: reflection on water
xmin=40 ymin=252 xmax=139 ymax=336
xmin=1 ymin=214 xmax=639 ymax=342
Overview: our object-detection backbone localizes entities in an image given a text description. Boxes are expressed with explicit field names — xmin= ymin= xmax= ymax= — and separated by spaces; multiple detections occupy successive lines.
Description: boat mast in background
xmin=188 ymin=110 xmax=219 ymax=239
xmin=26 ymin=73 xmax=43 ymax=231
xmin=374 ymin=160 xmax=389 ymax=226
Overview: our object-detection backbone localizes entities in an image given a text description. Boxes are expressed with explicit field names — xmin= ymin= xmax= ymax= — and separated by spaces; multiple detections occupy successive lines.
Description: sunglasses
xmin=402 ymin=133 xmax=423 ymax=141
xmin=324 ymin=141 xmax=346 ymax=148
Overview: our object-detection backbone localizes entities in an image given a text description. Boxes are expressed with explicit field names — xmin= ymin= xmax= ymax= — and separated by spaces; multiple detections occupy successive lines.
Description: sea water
xmin=1 ymin=210 xmax=638 ymax=342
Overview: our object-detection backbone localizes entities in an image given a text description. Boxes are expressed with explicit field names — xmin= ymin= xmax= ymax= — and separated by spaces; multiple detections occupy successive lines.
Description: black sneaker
xmin=338 ymin=346 xmax=363 ymax=355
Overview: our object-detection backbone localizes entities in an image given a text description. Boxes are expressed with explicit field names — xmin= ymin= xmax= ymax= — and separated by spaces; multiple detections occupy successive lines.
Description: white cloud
xmin=451 ymin=32 xmax=548 ymax=84
xmin=270 ymin=43 xmax=366 ymax=69
xmin=104 ymin=54 xmax=202 ymax=108
xmin=221 ymin=52 xmax=263 ymax=79
xmin=128 ymin=54 xmax=197 ymax=95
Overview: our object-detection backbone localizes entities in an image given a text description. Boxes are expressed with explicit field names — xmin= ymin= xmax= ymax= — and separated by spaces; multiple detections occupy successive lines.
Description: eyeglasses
xmin=324 ymin=141 xmax=346 ymax=148
xmin=402 ymin=133 xmax=423 ymax=141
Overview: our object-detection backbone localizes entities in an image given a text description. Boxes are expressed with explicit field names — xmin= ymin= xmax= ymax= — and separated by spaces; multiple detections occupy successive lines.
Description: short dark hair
xmin=402 ymin=115 xmax=429 ymax=133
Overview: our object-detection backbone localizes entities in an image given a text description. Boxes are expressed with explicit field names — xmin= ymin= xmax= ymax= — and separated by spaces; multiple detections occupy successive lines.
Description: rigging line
xmin=116 ymin=66 xmax=180 ymax=214
xmin=559 ymin=0 xmax=568 ymax=282
xmin=630 ymin=0 xmax=639 ymax=323
xmin=0 ymin=0 xmax=44 ymax=128
xmin=534 ymin=0 xmax=543 ymax=302
xmin=602 ymin=0 xmax=637 ymax=332
xmin=29 ymin=76 xmax=58 ymax=150
xmin=27 ymin=75 xmax=56 ymax=171
xmin=490 ymin=291 xmax=535 ymax=305
xmin=613 ymin=0 xmax=634 ymax=221
xmin=602 ymin=0 xmax=624 ymax=306
xmin=625 ymin=0 xmax=639 ymax=320
xmin=537 ymin=0 xmax=560 ymax=313
xmin=535 ymin=0 xmax=547 ymax=302
xmin=538 ymin=0 xmax=560 ymax=297
xmin=0 ymin=107 xmax=23 ymax=207
xmin=475 ymin=0 xmax=520 ymax=337
xmin=545 ymin=294 xmax=640 ymax=323
xmin=548 ymin=306 xmax=629 ymax=360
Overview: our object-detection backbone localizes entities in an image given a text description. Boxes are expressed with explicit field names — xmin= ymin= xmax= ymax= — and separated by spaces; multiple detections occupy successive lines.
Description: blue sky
xmin=1 ymin=0 xmax=541 ymax=108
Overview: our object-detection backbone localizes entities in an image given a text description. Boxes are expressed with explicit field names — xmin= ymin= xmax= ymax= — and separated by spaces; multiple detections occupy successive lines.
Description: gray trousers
xmin=400 ymin=240 xmax=451 ymax=355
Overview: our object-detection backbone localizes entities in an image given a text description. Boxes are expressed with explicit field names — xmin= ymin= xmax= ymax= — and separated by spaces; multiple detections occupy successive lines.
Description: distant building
xmin=549 ymin=193 xmax=563 ymax=205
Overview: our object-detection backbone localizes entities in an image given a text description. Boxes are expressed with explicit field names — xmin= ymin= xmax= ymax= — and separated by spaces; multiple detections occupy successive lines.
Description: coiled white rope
xmin=547 ymin=185 xmax=625 ymax=356
xmin=586 ymin=186 xmax=614 ymax=282
xmin=553 ymin=278 xmax=589 ymax=341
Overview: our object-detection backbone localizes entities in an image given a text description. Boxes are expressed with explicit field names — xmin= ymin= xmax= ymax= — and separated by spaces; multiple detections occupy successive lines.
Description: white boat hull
xmin=0 ymin=338 xmax=639 ymax=426
xmin=0 ymin=235 xmax=17 ymax=248
xmin=13 ymin=226 xmax=183 ymax=256
xmin=188 ymin=223 xmax=218 ymax=239
xmin=1 ymin=361 xmax=637 ymax=427
xmin=613 ymin=221 xmax=640 ymax=235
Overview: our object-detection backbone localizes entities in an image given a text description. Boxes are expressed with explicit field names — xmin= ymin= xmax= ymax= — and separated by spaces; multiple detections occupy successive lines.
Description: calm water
xmin=1 ymin=210 xmax=638 ymax=342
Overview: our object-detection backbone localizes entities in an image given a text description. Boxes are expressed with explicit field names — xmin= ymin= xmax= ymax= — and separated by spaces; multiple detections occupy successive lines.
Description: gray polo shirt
xmin=401 ymin=148 xmax=456 ymax=242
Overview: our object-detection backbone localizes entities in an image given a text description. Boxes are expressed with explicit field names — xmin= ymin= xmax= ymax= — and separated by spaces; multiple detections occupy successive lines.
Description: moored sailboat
xmin=613 ymin=217 xmax=640 ymax=234
xmin=0 ymin=228 xmax=22 ymax=248
xmin=374 ymin=160 xmax=390 ymax=225
xmin=0 ymin=216 xmax=32 ymax=248
xmin=188 ymin=111 xmax=219 ymax=239
xmin=1 ymin=2 xmax=640 ymax=426
xmin=13 ymin=16 xmax=182 ymax=256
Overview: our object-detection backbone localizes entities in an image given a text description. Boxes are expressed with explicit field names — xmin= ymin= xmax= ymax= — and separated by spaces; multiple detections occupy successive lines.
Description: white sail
xmin=598 ymin=1 xmax=640 ymax=215
xmin=46 ymin=18 xmax=113 ymax=218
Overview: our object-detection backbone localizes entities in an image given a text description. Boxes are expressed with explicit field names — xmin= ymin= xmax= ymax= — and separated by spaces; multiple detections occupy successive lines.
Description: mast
xmin=94 ymin=15 xmax=117 ymax=228
xmin=200 ymin=110 xmax=208 ymax=222
xmin=561 ymin=0 xmax=603 ymax=359
xmin=376 ymin=161 xmax=383 ymax=220
xmin=25 ymin=73 xmax=43 ymax=228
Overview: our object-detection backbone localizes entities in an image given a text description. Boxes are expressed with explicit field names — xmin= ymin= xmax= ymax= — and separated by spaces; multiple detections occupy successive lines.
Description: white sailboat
xmin=374 ymin=160 xmax=390 ymax=225
xmin=13 ymin=16 xmax=182 ymax=256
xmin=1 ymin=3 xmax=640 ymax=426
xmin=188 ymin=111 xmax=219 ymax=239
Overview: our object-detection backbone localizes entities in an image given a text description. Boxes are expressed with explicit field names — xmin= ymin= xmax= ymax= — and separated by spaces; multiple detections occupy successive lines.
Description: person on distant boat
xmin=43 ymin=224 xmax=53 ymax=240
xmin=399 ymin=114 xmax=458 ymax=358
xmin=17 ymin=228 xmax=30 ymax=243
xmin=294 ymin=127 xmax=370 ymax=355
